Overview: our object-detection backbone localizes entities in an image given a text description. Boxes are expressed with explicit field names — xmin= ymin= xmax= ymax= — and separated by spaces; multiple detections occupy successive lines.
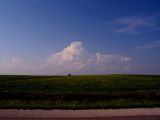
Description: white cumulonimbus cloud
xmin=0 ymin=41 xmax=133 ymax=75
xmin=47 ymin=41 xmax=88 ymax=69
xmin=45 ymin=41 xmax=133 ymax=74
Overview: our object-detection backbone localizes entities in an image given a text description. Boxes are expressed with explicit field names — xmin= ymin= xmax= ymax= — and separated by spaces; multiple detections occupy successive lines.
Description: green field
xmin=0 ymin=74 xmax=160 ymax=109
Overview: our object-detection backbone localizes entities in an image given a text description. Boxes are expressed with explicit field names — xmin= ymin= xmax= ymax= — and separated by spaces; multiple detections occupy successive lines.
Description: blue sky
xmin=0 ymin=0 xmax=160 ymax=75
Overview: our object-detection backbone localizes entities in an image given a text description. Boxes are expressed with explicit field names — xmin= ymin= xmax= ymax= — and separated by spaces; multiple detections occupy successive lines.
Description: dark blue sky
xmin=0 ymin=0 xmax=160 ymax=75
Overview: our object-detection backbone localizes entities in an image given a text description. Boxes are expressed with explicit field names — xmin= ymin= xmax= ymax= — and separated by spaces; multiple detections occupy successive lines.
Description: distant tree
xmin=68 ymin=74 xmax=72 ymax=76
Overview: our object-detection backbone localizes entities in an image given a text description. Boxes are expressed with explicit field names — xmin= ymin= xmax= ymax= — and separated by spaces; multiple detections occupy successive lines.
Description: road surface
xmin=0 ymin=116 xmax=160 ymax=120
xmin=0 ymin=109 xmax=160 ymax=120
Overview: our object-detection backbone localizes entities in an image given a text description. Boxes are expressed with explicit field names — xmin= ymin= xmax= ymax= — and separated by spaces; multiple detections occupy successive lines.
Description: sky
xmin=0 ymin=0 xmax=160 ymax=75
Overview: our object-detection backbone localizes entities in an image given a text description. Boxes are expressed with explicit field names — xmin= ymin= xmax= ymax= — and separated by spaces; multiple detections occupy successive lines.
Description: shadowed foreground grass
xmin=1 ymin=99 xmax=160 ymax=109
xmin=0 ymin=74 xmax=160 ymax=109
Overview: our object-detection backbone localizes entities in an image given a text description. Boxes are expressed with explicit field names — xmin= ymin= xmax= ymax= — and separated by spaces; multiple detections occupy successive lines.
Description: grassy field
xmin=0 ymin=74 xmax=160 ymax=109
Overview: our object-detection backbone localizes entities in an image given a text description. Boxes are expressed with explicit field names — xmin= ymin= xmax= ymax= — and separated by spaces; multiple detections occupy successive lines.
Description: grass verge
xmin=0 ymin=74 xmax=160 ymax=109
xmin=1 ymin=99 xmax=160 ymax=109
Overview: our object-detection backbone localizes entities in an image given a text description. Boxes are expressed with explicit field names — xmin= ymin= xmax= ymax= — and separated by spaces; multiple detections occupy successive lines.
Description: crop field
xmin=0 ymin=74 xmax=160 ymax=109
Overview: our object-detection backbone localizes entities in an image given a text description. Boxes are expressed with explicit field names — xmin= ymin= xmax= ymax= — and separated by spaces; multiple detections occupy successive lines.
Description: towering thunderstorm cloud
xmin=45 ymin=41 xmax=133 ymax=74
xmin=0 ymin=41 xmax=133 ymax=75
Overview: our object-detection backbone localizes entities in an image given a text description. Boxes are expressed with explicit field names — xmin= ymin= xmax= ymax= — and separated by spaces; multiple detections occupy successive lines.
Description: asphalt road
xmin=0 ymin=116 xmax=160 ymax=120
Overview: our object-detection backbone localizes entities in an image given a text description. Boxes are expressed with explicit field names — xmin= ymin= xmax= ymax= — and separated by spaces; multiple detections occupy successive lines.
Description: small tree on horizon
xmin=68 ymin=74 xmax=72 ymax=76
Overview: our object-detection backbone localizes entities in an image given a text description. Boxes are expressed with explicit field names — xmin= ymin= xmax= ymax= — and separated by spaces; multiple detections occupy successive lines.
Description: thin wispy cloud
xmin=113 ymin=13 xmax=160 ymax=34
xmin=136 ymin=41 xmax=160 ymax=50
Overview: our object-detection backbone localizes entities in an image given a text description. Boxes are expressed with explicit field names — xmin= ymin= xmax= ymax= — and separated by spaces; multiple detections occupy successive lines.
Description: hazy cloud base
xmin=0 ymin=41 xmax=133 ymax=75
